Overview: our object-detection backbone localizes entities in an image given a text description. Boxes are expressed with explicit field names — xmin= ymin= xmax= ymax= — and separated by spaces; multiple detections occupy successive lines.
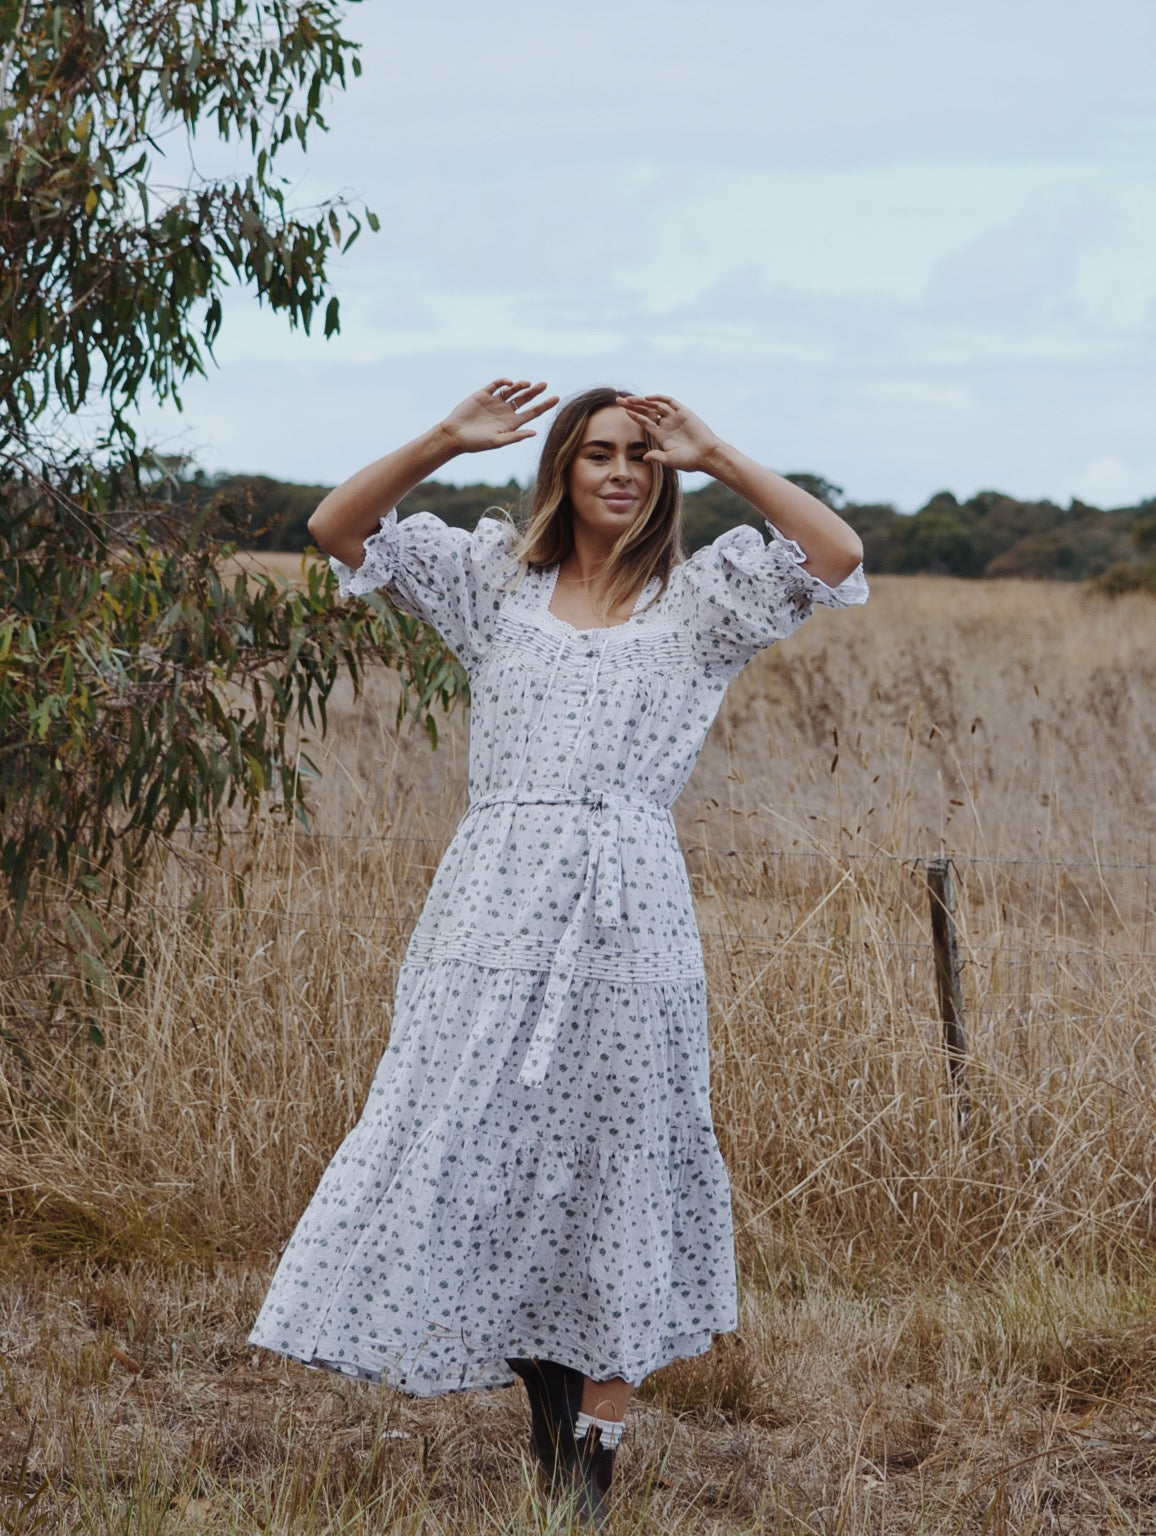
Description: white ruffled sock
xmin=573 ymin=1410 xmax=625 ymax=1450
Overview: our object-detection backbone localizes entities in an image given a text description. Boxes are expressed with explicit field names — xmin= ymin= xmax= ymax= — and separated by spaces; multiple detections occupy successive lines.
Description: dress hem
xmin=246 ymin=1322 xmax=728 ymax=1397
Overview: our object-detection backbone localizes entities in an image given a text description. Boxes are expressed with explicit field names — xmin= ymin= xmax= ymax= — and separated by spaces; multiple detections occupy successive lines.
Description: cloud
xmin=322 ymin=0 xmax=1156 ymax=176
xmin=922 ymin=189 xmax=1116 ymax=329
xmin=130 ymin=0 xmax=1156 ymax=513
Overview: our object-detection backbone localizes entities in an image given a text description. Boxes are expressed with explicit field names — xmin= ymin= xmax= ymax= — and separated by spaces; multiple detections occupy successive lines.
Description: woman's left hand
xmin=618 ymin=394 xmax=723 ymax=474
xmin=622 ymin=392 xmax=864 ymax=585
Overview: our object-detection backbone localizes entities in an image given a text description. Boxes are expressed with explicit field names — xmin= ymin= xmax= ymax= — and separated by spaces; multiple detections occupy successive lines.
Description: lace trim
xmin=574 ymin=1410 xmax=626 ymax=1449
xmin=491 ymin=611 xmax=694 ymax=671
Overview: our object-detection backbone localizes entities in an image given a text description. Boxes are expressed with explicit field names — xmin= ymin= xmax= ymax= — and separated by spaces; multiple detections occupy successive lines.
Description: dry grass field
xmin=3 ymin=573 xmax=1156 ymax=1533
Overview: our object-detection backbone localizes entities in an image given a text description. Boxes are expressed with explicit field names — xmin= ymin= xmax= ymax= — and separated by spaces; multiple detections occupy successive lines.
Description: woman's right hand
xmin=308 ymin=377 xmax=560 ymax=567
xmin=442 ymin=379 xmax=559 ymax=454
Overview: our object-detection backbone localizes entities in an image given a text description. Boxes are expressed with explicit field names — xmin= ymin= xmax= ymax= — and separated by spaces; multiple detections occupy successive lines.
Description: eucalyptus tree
xmin=0 ymin=2 xmax=465 ymax=935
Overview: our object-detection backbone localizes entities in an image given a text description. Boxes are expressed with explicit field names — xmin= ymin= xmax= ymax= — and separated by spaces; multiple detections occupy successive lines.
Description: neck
xmin=562 ymin=526 xmax=617 ymax=592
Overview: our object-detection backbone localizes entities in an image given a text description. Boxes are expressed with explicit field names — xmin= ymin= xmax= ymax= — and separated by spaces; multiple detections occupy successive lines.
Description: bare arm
xmin=308 ymin=379 xmax=558 ymax=570
xmin=696 ymin=441 xmax=863 ymax=588
xmin=620 ymin=394 xmax=864 ymax=589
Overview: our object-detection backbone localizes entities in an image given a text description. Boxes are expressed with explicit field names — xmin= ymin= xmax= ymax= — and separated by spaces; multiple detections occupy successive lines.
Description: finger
xmin=645 ymin=398 xmax=683 ymax=426
xmin=485 ymin=378 xmax=515 ymax=394
xmin=509 ymin=380 xmax=551 ymax=406
xmin=498 ymin=429 xmax=539 ymax=443
xmin=509 ymin=385 xmax=551 ymax=413
xmin=516 ymin=393 xmax=560 ymax=422
xmin=642 ymin=449 xmax=668 ymax=464
xmin=489 ymin=379 xmax=527 ymax=408
xmin=621 ymin=396 xmax=676 ymax=426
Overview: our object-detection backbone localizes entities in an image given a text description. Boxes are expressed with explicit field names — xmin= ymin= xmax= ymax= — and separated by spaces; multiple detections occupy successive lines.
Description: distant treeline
xmin=195 ymin=470 xmax=1156 ymax=588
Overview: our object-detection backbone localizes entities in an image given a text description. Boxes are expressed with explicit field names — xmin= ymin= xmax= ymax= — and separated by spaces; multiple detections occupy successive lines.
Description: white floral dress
xmin=249 ymin=510 xmax=867 ymax=1394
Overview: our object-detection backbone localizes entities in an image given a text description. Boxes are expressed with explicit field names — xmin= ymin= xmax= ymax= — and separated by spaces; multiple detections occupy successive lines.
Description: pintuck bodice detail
xmin=249 ymin=508 xmax=867 ymax=1395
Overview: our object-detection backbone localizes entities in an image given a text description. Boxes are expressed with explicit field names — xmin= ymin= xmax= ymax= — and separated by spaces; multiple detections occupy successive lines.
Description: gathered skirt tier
xmin=248 ymin=953 xmax=738 ymax=1394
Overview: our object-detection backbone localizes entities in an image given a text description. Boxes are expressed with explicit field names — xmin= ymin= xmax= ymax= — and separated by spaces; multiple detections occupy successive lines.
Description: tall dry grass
xmin=3 ymin=573 xmax=1156 ymax=1532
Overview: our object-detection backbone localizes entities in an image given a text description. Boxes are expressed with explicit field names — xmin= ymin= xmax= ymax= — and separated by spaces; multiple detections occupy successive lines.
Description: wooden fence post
xmin=926 ymin=857 xmax=971 ymax=1135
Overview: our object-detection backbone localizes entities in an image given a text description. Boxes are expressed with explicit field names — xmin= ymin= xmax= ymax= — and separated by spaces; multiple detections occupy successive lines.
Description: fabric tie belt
xmin=465 ymin=788 xmax=672 ymax=1087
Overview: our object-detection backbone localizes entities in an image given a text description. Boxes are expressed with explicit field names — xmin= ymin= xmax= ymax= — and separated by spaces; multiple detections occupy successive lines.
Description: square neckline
xmin=539 ymin=563 xmax=659 ymax=636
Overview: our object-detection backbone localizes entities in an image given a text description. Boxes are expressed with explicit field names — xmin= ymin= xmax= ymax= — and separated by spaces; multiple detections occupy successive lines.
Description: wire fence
xmin=156 ymin=825 xmax=1156 ymax=971
xmin=184 ymin=823 xmax=1156 ymax=876
xmin=10 ymin=822 xmax=1152 ymax=1127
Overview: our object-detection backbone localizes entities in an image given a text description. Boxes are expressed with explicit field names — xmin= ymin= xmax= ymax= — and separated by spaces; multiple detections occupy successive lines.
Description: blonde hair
xmin=513 ymin=386 xmax=684 ymax=620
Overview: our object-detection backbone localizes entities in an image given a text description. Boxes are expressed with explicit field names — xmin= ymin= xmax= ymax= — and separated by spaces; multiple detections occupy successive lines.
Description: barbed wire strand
xmin=132 ymin=900 xmax=1156 ymax=963
xmin=179 ymin=826 xmax=1156 ymax=876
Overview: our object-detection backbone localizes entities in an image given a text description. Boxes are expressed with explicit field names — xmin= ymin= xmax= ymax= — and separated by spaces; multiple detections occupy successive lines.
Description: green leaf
xmin=0 ymin=5 xmax=438 ymax=954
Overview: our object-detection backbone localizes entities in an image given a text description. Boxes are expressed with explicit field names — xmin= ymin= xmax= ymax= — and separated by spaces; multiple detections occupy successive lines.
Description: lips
xmin=601 ymin=494 xmax=636 ymax=509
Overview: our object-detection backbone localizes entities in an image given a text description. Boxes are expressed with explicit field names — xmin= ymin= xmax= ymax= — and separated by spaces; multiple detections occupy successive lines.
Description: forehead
xmin=580 ymin=405 xmax=641 ymax=443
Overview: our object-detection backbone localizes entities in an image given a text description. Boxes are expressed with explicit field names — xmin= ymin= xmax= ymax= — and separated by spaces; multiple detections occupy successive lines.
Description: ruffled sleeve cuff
xmin=765 ymin=519 xmax=869 ymax=609
xmin=330 ymin=509 xmax=399 ymax=598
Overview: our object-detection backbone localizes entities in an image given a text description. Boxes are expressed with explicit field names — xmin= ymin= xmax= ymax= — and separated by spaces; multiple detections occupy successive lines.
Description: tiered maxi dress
xmin=249 ymin=509 xmax=868 ymax=1394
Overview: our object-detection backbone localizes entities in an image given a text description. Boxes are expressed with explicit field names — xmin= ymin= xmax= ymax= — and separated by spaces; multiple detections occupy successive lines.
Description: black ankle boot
xmin=575 ymin=1421 xmax=617 ymax=1527
xmin=506 ymin=1357 xmax=584 ymax=1489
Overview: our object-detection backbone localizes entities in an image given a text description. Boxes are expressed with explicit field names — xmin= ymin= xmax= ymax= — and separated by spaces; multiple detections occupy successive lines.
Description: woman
xmin=249 ymin=379 xmax=866 ymax=1520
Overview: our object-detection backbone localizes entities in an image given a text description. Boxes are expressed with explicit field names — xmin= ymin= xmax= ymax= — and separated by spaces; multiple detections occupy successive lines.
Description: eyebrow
xmin=581 ymin=438 xmax=649 ymax=451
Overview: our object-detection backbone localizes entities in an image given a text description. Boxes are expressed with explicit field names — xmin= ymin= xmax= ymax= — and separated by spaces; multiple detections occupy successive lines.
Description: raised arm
xmin=620 ymin=394 xmax=864 ymax=589
xmin=307 ymin=379 xmax=559 ymax=570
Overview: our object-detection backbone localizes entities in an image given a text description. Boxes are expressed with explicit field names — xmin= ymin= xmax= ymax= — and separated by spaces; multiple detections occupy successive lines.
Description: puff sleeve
xmin=330 ymin=510 xmax=517 ymax=673
xmin=679 ymin=521 xmax=868 ymax=678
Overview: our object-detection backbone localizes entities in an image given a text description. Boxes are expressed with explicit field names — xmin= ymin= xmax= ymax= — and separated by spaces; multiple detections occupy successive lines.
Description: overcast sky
xmin=139 ymin=0 xmax=1156 ymax=510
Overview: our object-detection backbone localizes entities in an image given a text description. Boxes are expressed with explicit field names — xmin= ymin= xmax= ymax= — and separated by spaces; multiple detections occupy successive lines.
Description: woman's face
xmin=566 ymin=405 xmax=653 ymax=545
